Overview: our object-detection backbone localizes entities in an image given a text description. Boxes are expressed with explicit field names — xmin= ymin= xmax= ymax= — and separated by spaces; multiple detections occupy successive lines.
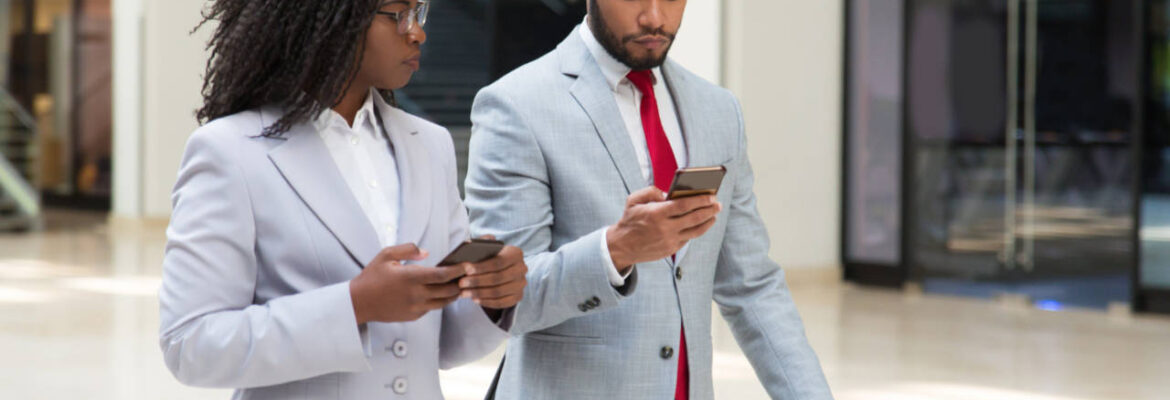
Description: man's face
xmin=588 ymin=0 xmax=687 ymax=70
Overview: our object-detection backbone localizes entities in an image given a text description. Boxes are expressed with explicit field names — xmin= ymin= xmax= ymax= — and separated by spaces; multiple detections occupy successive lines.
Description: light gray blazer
xmin=465 ymin=30 xmax=833 ymax=399
xmin=159 ymin=103 xmax=508 ymax=399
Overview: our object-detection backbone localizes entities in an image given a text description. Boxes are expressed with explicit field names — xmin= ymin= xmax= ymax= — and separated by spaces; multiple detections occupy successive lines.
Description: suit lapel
xmin=377 ymin=105 xmax=433 ymax=248
xmin=267 ymin=119 xmax=381 ymax=268
xmin=661 ymin=60 xmax=711 ymax=169
xmin=561 ymin=33 xmax=645 ymax=195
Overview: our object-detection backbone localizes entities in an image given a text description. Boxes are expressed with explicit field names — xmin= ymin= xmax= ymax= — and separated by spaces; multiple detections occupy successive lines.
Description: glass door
xmin=905 ymin=0 xmax=1137 ymax=309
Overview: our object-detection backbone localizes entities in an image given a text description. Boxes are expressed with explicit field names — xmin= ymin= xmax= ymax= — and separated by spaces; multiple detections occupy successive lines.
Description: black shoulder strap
xmin=483 ymin=355 xmax=505 ymax=400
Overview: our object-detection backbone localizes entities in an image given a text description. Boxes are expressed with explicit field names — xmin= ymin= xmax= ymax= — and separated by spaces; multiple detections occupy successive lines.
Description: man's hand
xmin=455 ymin=239 xmax=528 ymax=316
xmin=606 ymin=187 xmax=722 ymax=272
xmin=350 ymin=244 xmax=467 ymax=325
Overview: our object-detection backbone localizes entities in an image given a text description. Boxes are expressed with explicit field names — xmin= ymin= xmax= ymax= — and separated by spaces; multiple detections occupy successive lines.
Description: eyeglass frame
xmin=374 ymin=0 xmax=429 ymax=35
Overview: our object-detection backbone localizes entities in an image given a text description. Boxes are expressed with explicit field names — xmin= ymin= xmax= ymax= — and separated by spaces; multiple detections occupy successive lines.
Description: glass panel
xmin=1144 ymin=0 xmax=1170 ymax=290
xmin=906 ymin=0 xmax=1011 ymax=282
xmin=845 ymin=0 xmax=904 ymax=265
xmin=1022 ymin=0 xmax=1135 ymax=308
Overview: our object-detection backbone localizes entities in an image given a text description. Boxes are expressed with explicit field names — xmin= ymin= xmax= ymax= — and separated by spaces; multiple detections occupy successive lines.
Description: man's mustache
xmin=621 ymin=28 xmax=677 ymax=44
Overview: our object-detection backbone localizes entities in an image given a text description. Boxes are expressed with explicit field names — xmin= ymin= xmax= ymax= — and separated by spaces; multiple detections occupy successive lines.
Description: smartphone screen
xmin=667 ymin=166 xmax=727 ymax=200
xmin=439 ymin=239 xmax=506 ymax=266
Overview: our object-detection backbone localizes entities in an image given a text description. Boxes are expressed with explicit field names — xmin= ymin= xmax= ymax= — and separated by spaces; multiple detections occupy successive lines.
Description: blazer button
xmin=675 ymin=267 xmax=683 ymax=280
xmin=392 ymin=340 xmax=408 ymax=358
xmin=660 ymin=346 xmax=674 ymax=360
xmin=391 ymin=377 xmax=408 ymax=394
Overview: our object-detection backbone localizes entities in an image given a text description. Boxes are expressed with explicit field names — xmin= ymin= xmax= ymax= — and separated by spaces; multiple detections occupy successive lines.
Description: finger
xmin=626 ymin=186 xmax=666 ymax=207
xmin=679 ymin=216 xmax=718 ymax=240
xmin=422 ymin=294 xmax=461 ymax=310
xmin=424 ymin=281 xmax=463 ymax=299
xmin=661 ymin=195 xmax=717 ymax=217
xmin=458 ymin=267 xmax=520 ymax=289
xmin=477 ymin=234 xmax=497 ymax=241
xmin=467 ymin=246 xmax=521 ymax=275
xmin=415 ymin=264 xmax=468 ymax=284
xmin=673 ymin=202 xmax=722 ymax=230
xmin=475 ymin=294 xmax=523 ymax=309
xmin=466 ymin=279 xmax=527 ymax=300
xmin=378 ymin=243 xmax=430 ymax=262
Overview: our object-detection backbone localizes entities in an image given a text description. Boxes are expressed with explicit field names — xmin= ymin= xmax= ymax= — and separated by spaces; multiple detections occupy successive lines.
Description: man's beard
xmin=587 ymin=2 xmax=677 ymax=70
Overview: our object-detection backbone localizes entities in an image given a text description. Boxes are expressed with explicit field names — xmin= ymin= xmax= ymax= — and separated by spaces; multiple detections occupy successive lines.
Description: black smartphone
xmin=439 ymin=238 xmax=506 ymax=267
xmin=667 ymin=166 xmax=727 ymax=200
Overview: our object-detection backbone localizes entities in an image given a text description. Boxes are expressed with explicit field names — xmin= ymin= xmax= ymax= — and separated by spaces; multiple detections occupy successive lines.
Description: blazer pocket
xmin=524 ymin=332 xmax=604 ymax=345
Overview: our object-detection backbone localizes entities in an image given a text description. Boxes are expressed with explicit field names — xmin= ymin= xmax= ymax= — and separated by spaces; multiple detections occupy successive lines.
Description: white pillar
xmin=723 ymin=1 xmax=844 ymax=270
xmin=671 ymin=0 xmax=723 ymax=85
xmin=111 ymin=0 xmax=144 ymax=218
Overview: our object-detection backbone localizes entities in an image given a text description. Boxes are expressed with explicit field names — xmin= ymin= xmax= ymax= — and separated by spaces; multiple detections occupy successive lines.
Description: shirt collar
xmin=314 ymin=88 xmax=380 ymax=135
xmin=579 ymin=18 xmax=662 ymax=93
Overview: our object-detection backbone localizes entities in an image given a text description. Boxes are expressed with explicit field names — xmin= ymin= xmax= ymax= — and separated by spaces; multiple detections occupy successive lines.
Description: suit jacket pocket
xmin=524 ymin=332 xmax=604 ymax=345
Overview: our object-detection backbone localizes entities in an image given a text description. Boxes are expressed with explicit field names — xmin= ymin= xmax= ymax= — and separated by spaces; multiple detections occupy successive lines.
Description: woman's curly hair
xmin=195 ymin=0 xmax=387 ymax=136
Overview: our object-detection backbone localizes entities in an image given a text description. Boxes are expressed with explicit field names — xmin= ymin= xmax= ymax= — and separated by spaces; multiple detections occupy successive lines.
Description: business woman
xmin=158 ymin=1 xmax=528 ymax=398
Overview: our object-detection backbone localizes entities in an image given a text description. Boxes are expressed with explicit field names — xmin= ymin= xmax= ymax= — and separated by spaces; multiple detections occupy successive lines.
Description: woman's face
xmin=359 ymin=0 xmax=427 ymax=91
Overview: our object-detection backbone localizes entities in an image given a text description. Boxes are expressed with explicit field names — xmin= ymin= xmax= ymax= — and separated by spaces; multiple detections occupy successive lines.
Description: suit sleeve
xmin=158 ymin=128 xmax=371 ymax=388
xmin=464 ymin=86 xmax=638 ymax=335
xmin=711 ymin=96 xmax=833 ymax=399
xmin=435 ymin=128 xmax=510 ymax=369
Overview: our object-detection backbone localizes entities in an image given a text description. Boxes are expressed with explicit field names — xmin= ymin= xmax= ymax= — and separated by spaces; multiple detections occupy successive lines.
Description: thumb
xmin=378 ymin=243 xmax=430 ymax=263
xmin=626 ymin=186 xmax=666 ymax=207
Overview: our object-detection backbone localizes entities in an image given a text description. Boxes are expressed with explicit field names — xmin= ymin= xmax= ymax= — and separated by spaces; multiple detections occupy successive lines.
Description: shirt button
xmin=391 ymin=377 xmax=408 ymax=394
xmin=350 ymin=136 xmax=359 ymax=145
xmin=392 ymin=340 xmax=408 ymax=358
xmin=368 ymin=180 xmax=378 ymax=189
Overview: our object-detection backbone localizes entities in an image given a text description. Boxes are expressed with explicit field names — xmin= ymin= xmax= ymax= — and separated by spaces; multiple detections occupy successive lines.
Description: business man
xmin=464 ymin=0 xmax=832 ymax=399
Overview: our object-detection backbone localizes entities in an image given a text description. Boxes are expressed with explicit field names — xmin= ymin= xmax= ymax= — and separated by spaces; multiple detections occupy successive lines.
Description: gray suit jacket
xmin=159 ymin=103 xmax=508 ymax=399
xmin=465 ymin=30 xmax=832 ymax=399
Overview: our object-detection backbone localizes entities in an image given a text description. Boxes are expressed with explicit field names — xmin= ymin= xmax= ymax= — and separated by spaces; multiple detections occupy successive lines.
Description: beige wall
xmin=113 ymin=0 xmax=210 ymax=218
xmin=724 ymin=0 xmax=843 ymax=271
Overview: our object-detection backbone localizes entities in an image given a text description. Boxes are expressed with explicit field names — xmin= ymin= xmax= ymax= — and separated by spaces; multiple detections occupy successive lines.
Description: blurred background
xmin=0 ymin=0 xmax=1168 ymax=399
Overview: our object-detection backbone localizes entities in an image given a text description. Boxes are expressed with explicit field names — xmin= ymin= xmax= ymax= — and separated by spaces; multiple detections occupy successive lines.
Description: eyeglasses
xmin=375 ymin=1 xmax=429 ymax=35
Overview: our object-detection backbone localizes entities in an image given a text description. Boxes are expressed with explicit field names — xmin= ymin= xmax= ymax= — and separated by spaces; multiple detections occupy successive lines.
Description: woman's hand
xmin=349 ymin=244 xmax=466 ymax=324
xmin=454 ymin=244 xmax=528 ymax=312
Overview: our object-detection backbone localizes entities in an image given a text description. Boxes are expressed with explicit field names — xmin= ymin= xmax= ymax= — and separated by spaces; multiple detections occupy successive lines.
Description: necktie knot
xmin=626 ymin=70 xmax=655 ymax=94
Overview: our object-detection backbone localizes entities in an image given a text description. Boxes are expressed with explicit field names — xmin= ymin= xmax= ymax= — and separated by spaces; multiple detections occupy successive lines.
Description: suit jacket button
xmin=391 ymin=340 xmax=408 ymax=358
xmin=588 ymin=296 xmax=601 ymax=307
xmin=660 ymin=346 xmax=674 ymax=359
xmin=391 ymin=377 xmax=408 ymax=394
xmin=675 ymin=267 xmax=683 ymax=280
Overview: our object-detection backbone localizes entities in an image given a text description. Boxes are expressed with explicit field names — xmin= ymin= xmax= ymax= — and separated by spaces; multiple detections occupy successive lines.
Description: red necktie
xmin=627 ymin=70 xmax=688 ymax=400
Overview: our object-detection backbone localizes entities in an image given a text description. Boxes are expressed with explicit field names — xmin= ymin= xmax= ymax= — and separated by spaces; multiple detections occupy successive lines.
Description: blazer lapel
xmin=561 ymin=33 xmax=645 ymax=195
xmin=267 ymin=121 xmax=382 ymax=268
xmin=377 ymin=105 xmax=433 ymax=248
xmin=661 ymin=60 xmax=712 ymax=168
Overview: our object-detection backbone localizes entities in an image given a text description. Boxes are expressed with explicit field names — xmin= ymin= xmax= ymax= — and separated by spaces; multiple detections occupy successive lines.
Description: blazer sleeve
xmin=158 ymin=128 xmax=371 ymax=388
xmin=711 ymin=96 xmax=833 ymax=399
xmin=464 ymin=86 xmax=638 ymax=336
xmin=435 ymin=127 xmax=510 ymax=369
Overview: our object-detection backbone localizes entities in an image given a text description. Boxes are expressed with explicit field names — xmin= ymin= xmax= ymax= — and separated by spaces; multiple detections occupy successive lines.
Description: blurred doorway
xmin=845 ymin=0 xmax=1145 ymax=311
xmin=3 ymin=0 xmax=112 ymax=212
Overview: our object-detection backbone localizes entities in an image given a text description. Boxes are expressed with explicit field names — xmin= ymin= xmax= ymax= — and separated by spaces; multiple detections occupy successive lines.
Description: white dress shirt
xmin=579 ymin=20 xmax=689 ymax=286
xmin=315 ymin=89 xmax=403 ymax=248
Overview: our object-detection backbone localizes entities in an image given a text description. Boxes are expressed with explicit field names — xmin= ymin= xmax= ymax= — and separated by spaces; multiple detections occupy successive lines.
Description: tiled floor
xmin=1 ymin=211 xmax=1168 ymax=399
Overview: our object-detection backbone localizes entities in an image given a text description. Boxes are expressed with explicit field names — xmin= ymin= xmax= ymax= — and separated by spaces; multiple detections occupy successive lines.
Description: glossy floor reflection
xmin=1 ymin=211 xmax=1168 ymax=399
